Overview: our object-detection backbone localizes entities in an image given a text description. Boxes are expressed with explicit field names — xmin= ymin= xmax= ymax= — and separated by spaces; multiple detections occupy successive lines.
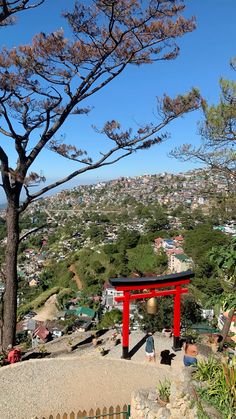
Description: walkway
xmin=0 ymin=332 xmax=187 ymax=419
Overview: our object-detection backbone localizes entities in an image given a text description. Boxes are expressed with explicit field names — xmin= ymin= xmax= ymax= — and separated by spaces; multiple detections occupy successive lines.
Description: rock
xmin=191 ymin=380 xmax=202 ymax=389
xmin=148 ymin=390 xmax=158 ymax=401
xmin=156 ymin=407 xmax=171 ymax=418
xmin=179 ymin=404 xmax=188 ymax=416
xmin=147 ymin=412 xmax=158 ymax=419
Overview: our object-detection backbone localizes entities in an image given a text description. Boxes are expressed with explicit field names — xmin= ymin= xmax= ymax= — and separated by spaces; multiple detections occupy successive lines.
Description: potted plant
xmin=157 ymin=379 xmax=171 ymax=406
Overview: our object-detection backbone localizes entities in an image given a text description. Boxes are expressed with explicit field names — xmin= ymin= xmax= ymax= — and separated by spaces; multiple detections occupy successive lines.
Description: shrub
xmin=193 ymin=356 xmax=236 ymax=417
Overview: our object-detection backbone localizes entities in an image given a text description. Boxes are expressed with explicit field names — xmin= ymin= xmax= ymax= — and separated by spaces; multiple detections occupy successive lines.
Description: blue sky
xmin=0 ymin=0 xmax=235 ymax=201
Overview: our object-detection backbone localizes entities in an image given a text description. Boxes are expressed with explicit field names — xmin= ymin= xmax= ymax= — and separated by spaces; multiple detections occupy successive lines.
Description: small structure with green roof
xmin=65 ymin=306 xmax=95 ymax=319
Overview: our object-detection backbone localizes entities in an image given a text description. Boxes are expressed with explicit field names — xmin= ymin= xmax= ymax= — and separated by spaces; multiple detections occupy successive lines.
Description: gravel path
xmin=0 ymin=332 xmax=192 ymax=419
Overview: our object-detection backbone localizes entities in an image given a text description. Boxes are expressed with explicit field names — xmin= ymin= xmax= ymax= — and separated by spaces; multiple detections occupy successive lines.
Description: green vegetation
xmin=180 ymin=224 xmax=235 ymax=311
xmin=0 ymin=175 xmax=233 ymax=341
xmin=157 ymin=379 xmax=171 ymax=403
xmin=128 ymin=245 xmax=168 ymax=275
xmin=57 ymin=288 xmax=76 ymax=309
xmin=138 ymin=292 xmax=202 ymax=332
xmin=171 ymin=61 xmax=236 ymax=183
xmin=20 ymin=211 xmax=47 ymax=231
xmin=209 ymin=237 xmax=236 ymax=290
xmin=98 ymin=309 xmax=122 ymax=329
xmin=183 ymin=224 xmax=229 ymax=263
xmin=39 ymin=261 xmax=75 ymax=290
xmin=145 ymin=206 xmax=169 ymax=232
xmin=193 ymin=357 xmax=236 ymax=418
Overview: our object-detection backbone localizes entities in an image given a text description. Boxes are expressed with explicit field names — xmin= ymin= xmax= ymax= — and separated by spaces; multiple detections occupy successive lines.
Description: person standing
xmin=145 ymin=332 xmax=155 ymax=362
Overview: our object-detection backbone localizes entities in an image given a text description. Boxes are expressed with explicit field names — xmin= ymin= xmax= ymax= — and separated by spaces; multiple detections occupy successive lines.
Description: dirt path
xmin=69 ymin=264 xmax=83 ymax=290
xmin=33 ymin=294 xmax=59 ymax=321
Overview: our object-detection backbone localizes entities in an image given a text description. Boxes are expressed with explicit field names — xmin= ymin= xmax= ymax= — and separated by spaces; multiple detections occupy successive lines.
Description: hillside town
xmin=30 ymin=168 xmax=235 ymax=213
xmin=0 ymin=169 xmax=235 ymax=361
xmin=0 ymin=168 xmax=235 ymax=294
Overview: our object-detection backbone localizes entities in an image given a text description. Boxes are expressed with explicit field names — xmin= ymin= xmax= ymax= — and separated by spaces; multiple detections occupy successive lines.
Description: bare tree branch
xmin=19 ymin=89 xmax=201 ymax=211
xmin=0 ymin=0 xmax=44 ymax=26
xmin=19 ymin=223 xmax=47 ymax=243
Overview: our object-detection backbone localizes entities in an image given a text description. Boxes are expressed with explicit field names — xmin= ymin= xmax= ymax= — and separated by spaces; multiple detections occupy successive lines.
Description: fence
xmin=35 ymin=404 xmax=131 ymax=419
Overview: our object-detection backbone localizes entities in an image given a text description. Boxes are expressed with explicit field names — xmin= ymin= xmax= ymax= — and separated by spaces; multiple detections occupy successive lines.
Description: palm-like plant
xmin=209 ymin=238 xmax=236 ymax=293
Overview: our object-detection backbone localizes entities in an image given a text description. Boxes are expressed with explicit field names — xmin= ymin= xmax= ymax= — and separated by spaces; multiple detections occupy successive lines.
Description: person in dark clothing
xmin=145 ymin=332 xmax=155 ymax=362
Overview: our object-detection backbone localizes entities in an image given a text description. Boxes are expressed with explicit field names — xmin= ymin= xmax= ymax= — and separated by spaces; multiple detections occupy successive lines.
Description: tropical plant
xmin=193 ymin=356 xmax=221 ymax=382
xmin=222 ymin=358 xmax=236 ymax=406
xmin=193 ymin=356 xmax=236 ymax=418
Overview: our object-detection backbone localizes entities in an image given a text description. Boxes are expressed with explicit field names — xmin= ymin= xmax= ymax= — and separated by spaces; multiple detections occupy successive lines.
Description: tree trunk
xmin=218 ymin=308 xmax=235 ymax=352
xmin=2 ymin=201 xmax=19 ymax=349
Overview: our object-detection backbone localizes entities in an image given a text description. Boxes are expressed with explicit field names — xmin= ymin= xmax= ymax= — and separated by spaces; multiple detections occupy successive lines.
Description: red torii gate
xmin=109 ymin=270 xmax=195 ymax=359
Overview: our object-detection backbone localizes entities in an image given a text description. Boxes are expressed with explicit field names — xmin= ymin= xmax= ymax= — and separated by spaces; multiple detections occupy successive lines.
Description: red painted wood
xmin=115 ymin=279 xmax=190 ymax=292
xmin=173 ymin=285 xmax=181 ymax=337
xmin=115 ymin=288 xmax=188 ymax=302
xmin=122 ymin=291 xmax=130 ymax=348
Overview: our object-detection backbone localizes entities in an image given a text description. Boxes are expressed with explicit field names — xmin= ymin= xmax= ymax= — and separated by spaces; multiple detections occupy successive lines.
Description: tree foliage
xmin=139 ymin=293 xmax=202 ymax=331
xmin=0 ymin=0 xmax=44 ymax=26
xmin=170 ymin=59 xmax=236 ymax=186
xmin=117 ymin=228 xmax=140 ymax=252
xmin=183 ymin=223 xmax=229 ymax=264
xmin=145 ymin=206 xmax=169 ymax=232
xmin=127 ymin=244 xmax=167 ymax=275
xmin=98 ymin=308 xmax=122 ymax=329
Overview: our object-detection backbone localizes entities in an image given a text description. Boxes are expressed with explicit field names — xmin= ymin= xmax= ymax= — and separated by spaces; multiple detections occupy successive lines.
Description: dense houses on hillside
xmin=21 ymin=168 xmax=234 ymax=215
xmin=154 ymin=236 xmax=193 ymax=273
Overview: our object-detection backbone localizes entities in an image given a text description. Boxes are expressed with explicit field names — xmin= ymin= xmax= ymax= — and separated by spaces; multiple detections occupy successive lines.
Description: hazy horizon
xmin=0 ymin=166 xmax=207 ymax=206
